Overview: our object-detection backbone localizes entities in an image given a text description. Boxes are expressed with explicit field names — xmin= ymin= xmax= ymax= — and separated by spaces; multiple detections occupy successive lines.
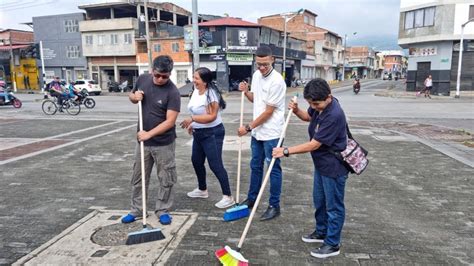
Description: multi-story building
xmin=0 ymin=29 xmax=37 ymax=90
xmin=374 ymin=52 xmax=385 ymax=79
xmin=187 ymin=17 xmax=306 ymax=90
xmin=136 ymin=23 xmax=192 ymax=87
xmin=78 ymin=1 xmax=192 ymax=90
xmin=258 ymin=9 xmax=343 ymax=83
xmin=345 ymin=46 xmax=375 ymax=79
xmin=378 ymin=50 xmax=405 ymax=78
xmin=312 ymin=27 xmax=343 ymax=81
xmin=33 ymin=13 xmax=88 ymax=85
xmin=398 ymin=0 xmax=474 ymax=95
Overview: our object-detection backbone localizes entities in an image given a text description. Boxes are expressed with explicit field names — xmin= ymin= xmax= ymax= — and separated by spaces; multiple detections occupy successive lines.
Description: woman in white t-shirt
xmin=424 ymin=75 xmax=432 ymax=99
xmin=180 ymin=67 xmax=235 ymax=209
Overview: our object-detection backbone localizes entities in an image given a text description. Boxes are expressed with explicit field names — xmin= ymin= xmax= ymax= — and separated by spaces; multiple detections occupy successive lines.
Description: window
xmin=98 ymin=35 xmax=105 ymax=46
xmin=470 ymin=5 xmax=474 ymax=19
xmin=424 ymin=7 xmax=435 ymax=26
xmin=110 ymin=34 xmax=118 ymax=45
xmin=64 ymin=20 xmax=79 ymax=33
xmin=154 ymin=44 xmax=161 ymax=52
xmin=85 ymin=35 xmax=93 ymax=46
xmin=138 ymin=43 xmax=147 ymax=53
xmin=66 ymin=46 xmax=80 ymax=58
xmin=172 ymin=43 xmax=179 ymax=52
xmin=414 ymin=9 xmax=424 ymax=27
xmin=405 ymin=7 xmax=436 ymax=29
xmin=304 ymin=16 xmax=309 ymax=24
xmin=405 ymin=11 xmax=414 ymax=29
xmin=177 ymin=70 xmax=188 ymax=84
xmin=124 ymin=33 xmax=132 ymax=44
xmin=75 ymin=80 xmax=85 ymax=85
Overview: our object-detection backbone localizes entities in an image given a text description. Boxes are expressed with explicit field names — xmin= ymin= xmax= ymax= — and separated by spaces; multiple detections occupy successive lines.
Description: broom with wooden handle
xmin=126 ymin=98 xmax=165 ymax=245
xmin=216 ymin=96 xmax=297 ymax=265
xmin=223 ymin=91 xmax=250 ymax=221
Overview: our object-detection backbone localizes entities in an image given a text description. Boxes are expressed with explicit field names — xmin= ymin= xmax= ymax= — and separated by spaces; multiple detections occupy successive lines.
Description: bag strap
xmin=346 ymin=123 xmax=353 ymax=140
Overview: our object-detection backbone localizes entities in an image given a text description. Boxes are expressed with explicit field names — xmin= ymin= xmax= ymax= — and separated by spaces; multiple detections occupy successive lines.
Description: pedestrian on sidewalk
xmin=121 ymin=55 xmax=181 ymax=226
xmin=237 ymin=45 xmax=287 ymax=221
xmin=180 ymin=67 xmax=235 ymax=209
xmin=424 ymin=75 xmax=432 ymax=99
xmin=272 ymin=78 xmax=349 ymax=259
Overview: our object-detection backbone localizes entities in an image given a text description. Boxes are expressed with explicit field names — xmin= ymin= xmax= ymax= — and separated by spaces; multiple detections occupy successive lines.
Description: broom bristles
xmin=223 ymin=205 xmax=250 ymax=222
xmin=126 ymin=227 xmax=165 ymax=245
xmin=215 ymin=246 xmax=248 ymax=266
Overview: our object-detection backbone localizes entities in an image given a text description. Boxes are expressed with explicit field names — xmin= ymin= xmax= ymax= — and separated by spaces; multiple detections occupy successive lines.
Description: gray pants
xmin=130 ymin=141 xmax=177 ymax=217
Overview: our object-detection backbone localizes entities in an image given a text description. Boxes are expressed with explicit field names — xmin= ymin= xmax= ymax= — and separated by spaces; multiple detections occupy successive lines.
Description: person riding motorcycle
xmin=353 ymin=78 xmax=361 ymax=94
xmin=48 ymin=77 xmax=67 ymax=111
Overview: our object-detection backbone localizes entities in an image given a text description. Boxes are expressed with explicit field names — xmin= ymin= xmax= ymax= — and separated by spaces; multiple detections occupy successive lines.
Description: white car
xmin=73 ymin=79 xmax=102 ymax=95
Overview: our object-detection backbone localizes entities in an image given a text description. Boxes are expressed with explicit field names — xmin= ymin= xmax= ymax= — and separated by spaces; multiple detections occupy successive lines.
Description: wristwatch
xmin=283 ymin=147 xmax=290 ymax=157
xmin=245 ymin=124 xmax=252 ymax=132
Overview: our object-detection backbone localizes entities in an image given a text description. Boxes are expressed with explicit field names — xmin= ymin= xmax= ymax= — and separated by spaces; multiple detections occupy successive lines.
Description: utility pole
xmin=455 ymin=18 xmax=474 ymax=98
xmin=9 ymin=34 xmax=17 ymax=92
xmin=192 ymin=0 xmax=200 ymax=70
xmin=144 ymin=0 xmax=153 ymax=71
xmin=39 ymin=41 xmax=47 ymax=96
xmin=342 ymin=34 xmax=347 ymax=81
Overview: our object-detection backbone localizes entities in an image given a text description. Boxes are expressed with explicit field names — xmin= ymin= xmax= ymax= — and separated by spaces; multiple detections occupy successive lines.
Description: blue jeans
xmin=248 ymin=137 xmax=282 ymax=208
xmin=313 ymin=169 xmax=348 ymax=247
xmin=191 ymin=124 xmax=231 ymax=196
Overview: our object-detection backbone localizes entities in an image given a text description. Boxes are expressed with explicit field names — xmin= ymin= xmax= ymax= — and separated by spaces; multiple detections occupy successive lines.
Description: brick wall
xmin=136 ymin=38 xmax=191 ymax=64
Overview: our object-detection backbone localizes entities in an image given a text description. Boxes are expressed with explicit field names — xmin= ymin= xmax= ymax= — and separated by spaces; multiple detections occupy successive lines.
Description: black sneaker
xmin=302 ymin=231 xmax=325 ymax=243
xmin=310 ymin=243 xmax=340 ymax=258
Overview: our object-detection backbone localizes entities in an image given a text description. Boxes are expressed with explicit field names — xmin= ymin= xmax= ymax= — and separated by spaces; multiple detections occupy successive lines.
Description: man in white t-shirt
xmin=237 ymin=45 xmax=287 ymax=221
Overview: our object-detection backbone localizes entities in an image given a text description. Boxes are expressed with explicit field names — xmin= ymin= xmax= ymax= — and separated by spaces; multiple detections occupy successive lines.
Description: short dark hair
xmin=152 ymin=55 xmax=174 ymax=73
xmin=303 ymin=78 xmax=331 ymax=101
xmin=255 ymin=45 xmax=272 ymax=57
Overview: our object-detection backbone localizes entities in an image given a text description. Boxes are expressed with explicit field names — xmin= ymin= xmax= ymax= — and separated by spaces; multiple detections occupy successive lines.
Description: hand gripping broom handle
xmin=236 ymin=91 xmax=245 ymax=203
xmin=237 ymin=96 xmax=297 ymax=249
xmin=138 ymin=100 xmax=147 ymax=228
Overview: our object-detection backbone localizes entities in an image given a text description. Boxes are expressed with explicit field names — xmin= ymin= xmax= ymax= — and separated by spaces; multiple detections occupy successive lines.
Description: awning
xmin=0 ymin=44 xmax=30 ymax=51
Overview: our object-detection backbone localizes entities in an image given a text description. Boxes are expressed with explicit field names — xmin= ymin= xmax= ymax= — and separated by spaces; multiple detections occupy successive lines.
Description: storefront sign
xmin=227 ymin=46 xmax=257 ymax=51
xmin=408 ymin=47 xmax=437 ymax=57
xmin=199 ymin=46 xmax=221 ymax=54
xmin=210 ymin=54 xmax=225 ymax=61
xmin=227 ymin=53 xmax=253 ymax=62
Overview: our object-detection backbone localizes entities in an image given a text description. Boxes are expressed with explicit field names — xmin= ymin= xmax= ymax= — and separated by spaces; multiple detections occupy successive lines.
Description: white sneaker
xmin=187 ymin=188 xmax=209 ymax=198
xmin=215 ymin=195 xmax=235 ymax=209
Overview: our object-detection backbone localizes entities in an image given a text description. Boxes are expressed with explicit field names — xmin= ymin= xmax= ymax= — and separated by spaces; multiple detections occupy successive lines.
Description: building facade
xmin=258 ymin=9 xmax=343 ymax=83
xmin=345 ymin=46 xmax=375 ymax=79
xmin=0 ymin=29 xmax=37 ymax=90
xmin=79 ymin=1 xmax=191 ymax=90
xmin=398 ymin=0 xmax=474 ymax=95
xmin=33 ymin=13 xmax=88 ymax=85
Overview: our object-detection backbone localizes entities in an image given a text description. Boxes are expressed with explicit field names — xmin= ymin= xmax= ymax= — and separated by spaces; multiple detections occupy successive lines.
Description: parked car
xmin=73 ymin=79 xmax=101 ymax=95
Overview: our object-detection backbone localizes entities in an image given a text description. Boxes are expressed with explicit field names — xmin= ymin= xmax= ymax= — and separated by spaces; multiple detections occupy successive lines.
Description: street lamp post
xmin=281 ymin=8 xmax=303 ymax=81
xmin=342 ymin=32 xmax=357 ymax=81
xmin=455 ymin=18 xmax=474 ymax=98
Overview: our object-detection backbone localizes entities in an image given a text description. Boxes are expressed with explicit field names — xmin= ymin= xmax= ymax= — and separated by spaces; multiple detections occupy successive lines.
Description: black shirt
xmin=133 ymin=74 xmax=181 ymax=146
xmin=308 ymin=98 xmax=349 ymax=178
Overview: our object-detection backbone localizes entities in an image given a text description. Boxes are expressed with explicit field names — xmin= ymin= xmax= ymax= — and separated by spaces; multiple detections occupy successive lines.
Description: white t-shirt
xmin=250 ymin=69 xmax=287 ymax=140
xmin=425 ymin=78 xmax=432 ymax=87
xmin=187 ymin=87 xmax=222 ymax=129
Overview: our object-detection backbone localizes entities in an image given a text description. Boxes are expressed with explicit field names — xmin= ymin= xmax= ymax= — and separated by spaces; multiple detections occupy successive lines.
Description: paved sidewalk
xmin=1 ymin=115 xmax=473 ymax=265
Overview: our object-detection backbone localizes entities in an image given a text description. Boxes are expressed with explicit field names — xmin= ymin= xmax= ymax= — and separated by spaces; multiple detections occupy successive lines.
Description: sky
xmin=0 ymin=0 xmax=401 ymax=42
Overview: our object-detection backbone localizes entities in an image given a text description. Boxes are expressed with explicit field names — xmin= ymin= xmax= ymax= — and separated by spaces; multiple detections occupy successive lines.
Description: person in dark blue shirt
xmin=273 ymin=78 xmax=349 ymax=259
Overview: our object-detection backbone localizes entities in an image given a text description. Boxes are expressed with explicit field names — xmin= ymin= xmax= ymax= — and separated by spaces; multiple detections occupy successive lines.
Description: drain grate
xmin=90 ymin=250 xmax=109 ymax=257
xmin=108 ymin=215 xmax=122 ymax=221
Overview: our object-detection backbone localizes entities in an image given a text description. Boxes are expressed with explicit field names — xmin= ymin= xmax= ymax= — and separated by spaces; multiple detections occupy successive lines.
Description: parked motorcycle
xmin=108 ymin=80 xmax=131 ymax=93
xmin=0 ymin=87 xmax=22 ymax=108
xmin=353 ymin=79 xmax=361 ymax=94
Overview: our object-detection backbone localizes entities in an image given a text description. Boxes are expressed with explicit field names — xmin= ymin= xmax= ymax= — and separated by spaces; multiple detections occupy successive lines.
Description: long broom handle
xmin=139 ymin=100 xmax=147 ymax=228
xmin=236 ymin=91 xmax=245 ymax=203
xmin=237 ymin=96 xmax=297 ymax=249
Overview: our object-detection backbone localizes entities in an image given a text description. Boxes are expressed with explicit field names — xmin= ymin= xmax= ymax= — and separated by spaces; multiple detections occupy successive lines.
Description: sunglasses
xmin=153 ymin=72 xmax=170 ymax=79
